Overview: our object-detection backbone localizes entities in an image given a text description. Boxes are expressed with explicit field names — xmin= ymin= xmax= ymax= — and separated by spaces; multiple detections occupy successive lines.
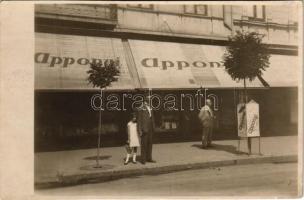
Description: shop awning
xmin=128 ymin=39 xmax=264 ymax=89
xmin=35 ymin=33 xmax=136 ymax=90
xmin=261 ymin=54 xmax=299 ymax=87
xmin=35 ymin=33 xmax=299 ymax=91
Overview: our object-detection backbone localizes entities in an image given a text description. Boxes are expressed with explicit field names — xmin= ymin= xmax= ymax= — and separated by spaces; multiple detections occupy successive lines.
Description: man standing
xmin=137 ymin=95 xmax=156 ymax=164
xmin=198 ymin=99 xmax=215 ymax=149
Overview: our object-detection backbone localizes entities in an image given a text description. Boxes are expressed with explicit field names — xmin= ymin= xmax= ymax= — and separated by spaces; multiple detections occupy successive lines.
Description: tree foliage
xmin=87 ymin=59 xmax=120 ymax=89
xmin=223 ymin=31 xmax=270 ymax=81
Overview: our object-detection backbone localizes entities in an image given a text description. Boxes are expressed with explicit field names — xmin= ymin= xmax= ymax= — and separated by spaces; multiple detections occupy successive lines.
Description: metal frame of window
xmin=253 ymin=5 xmax=266 ymax=21
xmin=183 ymin=5 xmax=208 ymax=16
xmin=126 ymin=4 xmax=153 ymax=10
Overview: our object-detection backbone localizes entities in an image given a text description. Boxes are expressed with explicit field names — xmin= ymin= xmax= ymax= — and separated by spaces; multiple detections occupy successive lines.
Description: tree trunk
xmin=243 ymin=78 xmax=248 ymax=103
xmin=243 ymin=79 xmax=251 ymax=154
xmin=96 ymin=89 xmax=102 ymax=167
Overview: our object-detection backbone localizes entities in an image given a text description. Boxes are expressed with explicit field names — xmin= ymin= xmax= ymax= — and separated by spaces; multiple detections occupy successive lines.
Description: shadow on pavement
xmin=191 ymin=143 xmax=248 ymax=155
xmin=123 ymin=155 xmax=142 ymax=162
xmin=191 ymin=144 xmax=203 ymax=149
xmin=79 ymin=164 xmax=115 ymax=171
xmin=84 ymin=155 xmax=112 ymax=160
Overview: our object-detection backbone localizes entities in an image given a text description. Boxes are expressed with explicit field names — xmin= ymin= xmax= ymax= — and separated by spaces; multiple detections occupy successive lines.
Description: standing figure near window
xmin=198 ymin=98 xmax=215 ymax=149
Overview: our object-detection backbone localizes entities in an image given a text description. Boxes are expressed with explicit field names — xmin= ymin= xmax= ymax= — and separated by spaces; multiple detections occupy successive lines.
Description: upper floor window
xmin=127 ymin=4 xmax=153 ymax=10
xmin=184 ymin=5 xmax=208 ymax=16
xmin=253 ymin=5 xmax=266 ymax=20
xmin=247 ymin=5 xmax=266 ymax=21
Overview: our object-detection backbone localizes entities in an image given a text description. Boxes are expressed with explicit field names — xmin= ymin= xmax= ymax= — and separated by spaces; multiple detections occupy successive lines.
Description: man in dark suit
xmin=137 ymin=95 xmax=156 ymax=164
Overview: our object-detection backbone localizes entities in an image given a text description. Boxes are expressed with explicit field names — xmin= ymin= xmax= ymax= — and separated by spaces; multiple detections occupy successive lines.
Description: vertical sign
xmin=237 ymin=103 xmax=247 ymax=137
xmin=237 ymin=100 xmax=260 ymax=137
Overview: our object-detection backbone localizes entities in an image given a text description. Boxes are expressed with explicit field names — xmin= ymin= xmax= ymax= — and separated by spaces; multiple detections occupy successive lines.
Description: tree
xmin=223 ymin=31 xmax=270 ymax=102
xmin=87 ymin=59 xmax=120 ymax=167
xmin=223 ymin=31 xmax=270 ymax=154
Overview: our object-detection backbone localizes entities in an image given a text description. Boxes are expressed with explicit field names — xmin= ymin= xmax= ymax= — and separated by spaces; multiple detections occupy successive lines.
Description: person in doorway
xmin=137 ymin=94 xmax=156 ymax=164
xmin=198 ymin=98 xmax=215 ymax=149
xmin=124 ymin=113 xmax=140 ymax=165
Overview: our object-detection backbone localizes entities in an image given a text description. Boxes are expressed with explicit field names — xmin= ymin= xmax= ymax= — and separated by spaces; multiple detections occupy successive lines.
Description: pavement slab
xmin=35 ymin=136 xmax=298 ymax=189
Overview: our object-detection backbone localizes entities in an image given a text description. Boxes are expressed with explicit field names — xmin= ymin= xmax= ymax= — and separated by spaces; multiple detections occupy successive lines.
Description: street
xmin=36 ymin=162 xmax=299 ymax=197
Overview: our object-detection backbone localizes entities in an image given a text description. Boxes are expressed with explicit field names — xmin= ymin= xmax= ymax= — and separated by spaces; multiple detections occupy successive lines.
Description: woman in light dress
xmin=124 ymin=113 xmax=140 ymax=165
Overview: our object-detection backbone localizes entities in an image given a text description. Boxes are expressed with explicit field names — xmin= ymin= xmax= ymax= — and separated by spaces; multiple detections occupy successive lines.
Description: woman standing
xmin=124 ymin=113 xmax=140 ymax=165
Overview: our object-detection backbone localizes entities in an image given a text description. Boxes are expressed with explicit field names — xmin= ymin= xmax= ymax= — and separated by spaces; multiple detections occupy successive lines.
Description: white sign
xmin=237 ymin=100 xmax=260 ymax=137
xmin=246 ymin=100 xmax=260 ymax=137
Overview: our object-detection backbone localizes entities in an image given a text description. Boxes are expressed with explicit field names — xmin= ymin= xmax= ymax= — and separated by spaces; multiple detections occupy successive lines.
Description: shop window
xmin=154 ymin=112 xmax=180 ymax=132
xmin=127 ymin=4 xmax=153 ymax=10
xmin=184 ymin=5 xmax=208 ymax=16
xmin=100 ymin=123 xmax=119 ymax=135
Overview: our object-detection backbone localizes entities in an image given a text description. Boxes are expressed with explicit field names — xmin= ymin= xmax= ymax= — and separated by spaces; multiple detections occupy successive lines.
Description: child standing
xmin=124 ymin=113 xmax=140 ymax=165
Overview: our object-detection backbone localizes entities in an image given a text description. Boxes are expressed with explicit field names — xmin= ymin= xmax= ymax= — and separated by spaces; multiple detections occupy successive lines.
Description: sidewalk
xmin=35 ymin=136 xmax=298 ymax=189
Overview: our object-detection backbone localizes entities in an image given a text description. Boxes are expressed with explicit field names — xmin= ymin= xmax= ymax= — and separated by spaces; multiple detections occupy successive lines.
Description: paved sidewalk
xmin=35 ymin=136 xmax=298 ymax=188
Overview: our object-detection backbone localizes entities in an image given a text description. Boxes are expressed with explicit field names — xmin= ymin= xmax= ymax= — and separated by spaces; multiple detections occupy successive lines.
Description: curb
xmin=35 ymin=154 xmax=297 ymax=189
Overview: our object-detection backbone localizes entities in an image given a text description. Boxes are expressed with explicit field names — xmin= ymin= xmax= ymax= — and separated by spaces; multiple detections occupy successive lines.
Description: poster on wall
xmin=237 ymin=100 xmax=260 ymax=137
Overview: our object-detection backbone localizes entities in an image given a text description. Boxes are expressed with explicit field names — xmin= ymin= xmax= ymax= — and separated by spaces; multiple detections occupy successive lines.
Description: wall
xmin=115 ymin=4 xmax=299 ymax=45
xmin=116 ymin=7 xmax=229 ymax=38
xmin=35 ymin=3 xmax=299 ymax=46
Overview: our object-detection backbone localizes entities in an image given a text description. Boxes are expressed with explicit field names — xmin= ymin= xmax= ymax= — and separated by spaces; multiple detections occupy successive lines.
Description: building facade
xmin=34 ymin=3 xmax=300 ymax=152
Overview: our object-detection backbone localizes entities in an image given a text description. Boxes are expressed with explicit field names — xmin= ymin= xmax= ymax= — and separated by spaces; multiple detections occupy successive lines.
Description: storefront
xmin=35 ymin=32 xmax=299 ymax=152
xmin=34 ymin=33 xmax=137 ymax=151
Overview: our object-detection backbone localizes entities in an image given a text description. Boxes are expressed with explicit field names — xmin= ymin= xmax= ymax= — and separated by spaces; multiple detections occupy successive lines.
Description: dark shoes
xmin=202 ymin=141 xmax=212 ymax=149
xmin=141 ymin=156 xmax=156 ymax=164
xmin=124 ymin=160 xmax=129 ymax=165
xmin=141 ymin=160 xmax=156 ymax=164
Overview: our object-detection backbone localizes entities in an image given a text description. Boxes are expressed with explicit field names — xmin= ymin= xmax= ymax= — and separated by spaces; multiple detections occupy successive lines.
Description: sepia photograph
xmin=0 ymin=1 xmax=302 ymax=199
